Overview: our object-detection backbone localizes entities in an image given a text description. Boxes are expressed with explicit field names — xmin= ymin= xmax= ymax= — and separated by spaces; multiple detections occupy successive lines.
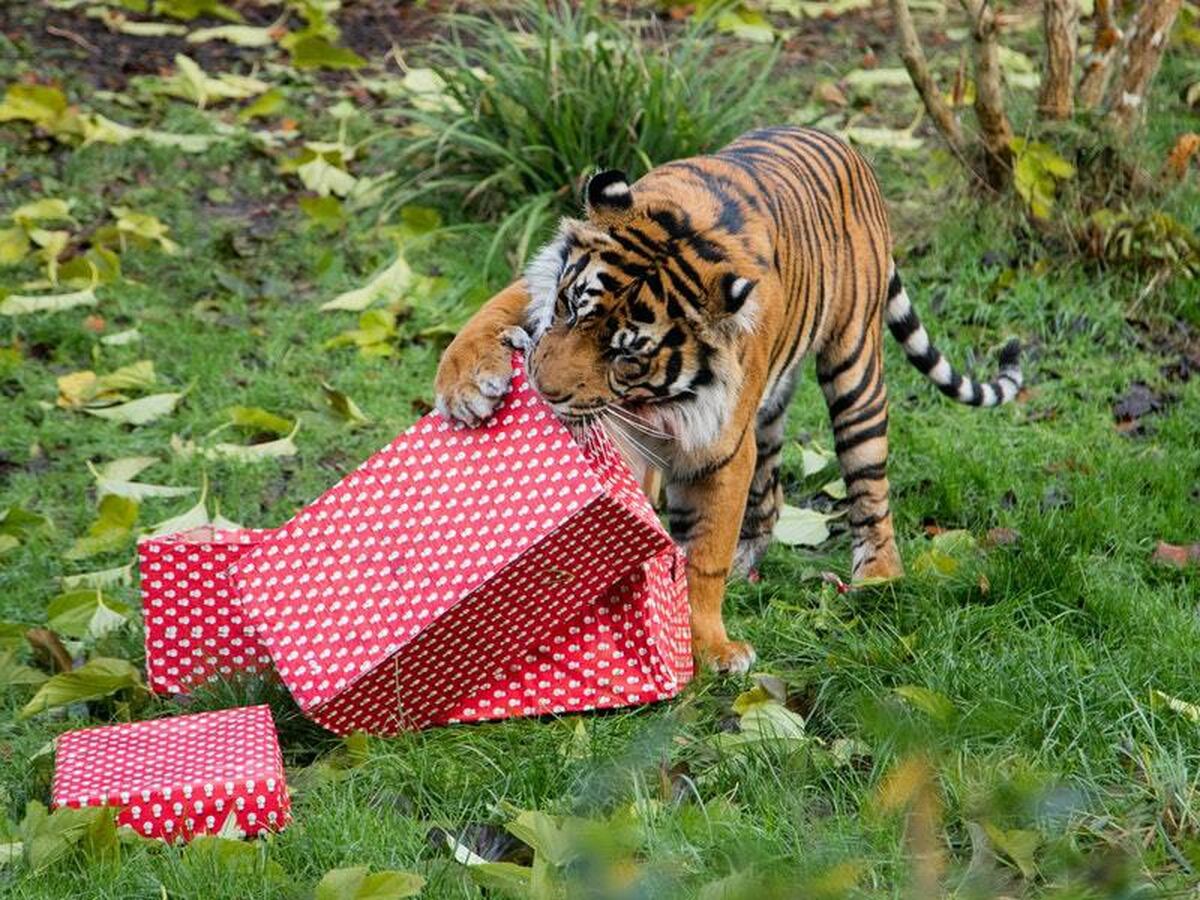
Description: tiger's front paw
xmin=434 ymin=331 xmax=522 ymax=427
xmin=694 ymin=637 xmax=757 ymax=675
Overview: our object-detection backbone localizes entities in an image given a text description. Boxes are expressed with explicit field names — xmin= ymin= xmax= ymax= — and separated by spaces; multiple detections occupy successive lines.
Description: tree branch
xmin=1037 ymin=0 xmax=1079 ymax=119
xmin=1107 ymin=0 xmax=1183 ymax=132
xmin=960 ymin=0 xmax=1013 ymax=187
xmin=888 ymin=0 xmax=968 ymax=156
xmin=1077 ymin=0 xmax=1122 ymax=109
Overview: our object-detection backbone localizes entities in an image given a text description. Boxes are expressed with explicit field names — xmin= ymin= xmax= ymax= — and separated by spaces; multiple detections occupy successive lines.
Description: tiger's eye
xmin=612 ymin=354 xmax=644 ymax=381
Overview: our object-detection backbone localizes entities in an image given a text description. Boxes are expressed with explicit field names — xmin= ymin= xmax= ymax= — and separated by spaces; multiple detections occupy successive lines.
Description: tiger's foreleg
xmin=816 ymin=326 xmax=904 ymax=583
xmin=434 ymin=280 xmax=531 ymax=427
xmin=666 ymin=429 xmax=758 ymax=673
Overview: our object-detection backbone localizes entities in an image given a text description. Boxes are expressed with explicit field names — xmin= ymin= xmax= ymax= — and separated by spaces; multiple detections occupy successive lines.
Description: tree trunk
xmin=889 ymin=0 xmax=969 ymax=156
xmin=1107 ymin=0 xmax=1183 ymax=132
xmin=1038 ymin=0 xmax=1079 ymax=119
xmin=1077 ymin=0 xmax=1121 ymax=109
xmin=962 ymin=0 xmax=1013 ymax=187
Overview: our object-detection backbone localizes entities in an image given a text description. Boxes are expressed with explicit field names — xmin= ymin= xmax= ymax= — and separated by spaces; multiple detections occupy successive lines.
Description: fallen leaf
xmin=843 ymin=125 xmax=925 ymax=151
xmin=10 ymin=198 xmax=75 ymax=227
xmin=19 ymin=656 xmax=141 ymax=718
xmin=0 ymin=289 xmax=97 ymax=316
xmin=1150 ymin=689 xmax=1200 ymax=721
xmin=288 ymin=35 xmax=366 ymax=70
xmin=171 ymin=425 xmax=299 ymax=464
xmin=0 ymin=226 xmax=30 ymax=264
xmin=773 ymin=505 xmax=841 ymax=547
xmin=101 ymin=328 xmax=141 ymax=346
xmin=227 ymin=405 xmax=293 ymax=436
xmin=983 ymin=527 xmax=1021 ymax=548
xmin=894 ymin=684 xmax=956 ymax=723
xmin=912 ymin=529 xmax=977 ymax=577
xmin=843 ymin=67 xmax=912 ymax=91
xmin=813 ymin=81 xmax=848 ymax=107
xmin=90 ymin=8 xmax=188 ymax=36
xmin=84 ymin=392 xmax=183 ymax=426
xmin=187 ymin=24 xmax=278 ymax=47
xmin=104 ymin=206 xmax=178 ymax=254
xmin=1151 ymin=541 xmax=1200 ymax=568
xmin=321 ymin=255 xmax=413 ymax=311
xmin=89 ymin=457 xmax=195 ymax=501
xmin=163 ymin=54 xmax=269 ymax=108
xmin=821 ymin=478 xmax=847 ymax=499
xmin=0 ymin=651 xmax=49 ymax=688
xmin=715 ymin=8 xmax=776 ymax=43
xmin=238 ymin=88 xmax=285 ymax=121
xmin=296 ymin=154 xmax=358 ymax=198
xmin=46 ymin=589 xmax=131 ymax=641
xmin=314 ymin=866 xmax=426 ymax=900
xmin=1165 ymin=133 xmax=1200 ymax=179
xmin=65 ymin=495 xmax=138 ymax=560
xmin=60 ymin=563 xmax=134 ymax=590
xmin=982 ymin=822 xmax=1040 ymax=880
xmin=25 ymin=628 xmax=73 ymax=674
xmin=321 ymin=382 xmax=371 ymax=425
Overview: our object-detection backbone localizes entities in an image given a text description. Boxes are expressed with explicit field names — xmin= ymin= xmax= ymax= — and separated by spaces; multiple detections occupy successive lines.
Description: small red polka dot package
xmin=139 ymin=528 xmax=276 ymax=696
xmin=228 ymin=354 xmax=693 ymax=733
xmin=52 ymin=705 xmax=290 ymax=842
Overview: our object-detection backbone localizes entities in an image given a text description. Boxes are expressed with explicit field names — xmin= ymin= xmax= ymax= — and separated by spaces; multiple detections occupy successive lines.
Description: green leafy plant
xmin=383 ymin=0 xmax=777 ymax=270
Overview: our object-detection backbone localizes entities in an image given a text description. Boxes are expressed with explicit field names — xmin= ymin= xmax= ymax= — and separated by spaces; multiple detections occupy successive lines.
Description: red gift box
xmin=139 ymin=528 xmax=275 ymax=695
xmin=443 ymin=543 xmax=691 ymax=724
xmin=52 ymin=705 xmax=290 ymax=842
xmin=230 ymin=355 xmax=689 ymax=734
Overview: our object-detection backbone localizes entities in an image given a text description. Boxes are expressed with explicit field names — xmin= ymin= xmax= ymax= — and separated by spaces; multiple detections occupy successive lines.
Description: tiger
xmin=434 ymin=126 xmax=1022 ymax=674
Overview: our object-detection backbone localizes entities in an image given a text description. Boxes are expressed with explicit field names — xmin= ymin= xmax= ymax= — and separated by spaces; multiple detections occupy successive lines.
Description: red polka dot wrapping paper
xmin=52 ymin=705 xmax=290 ymax=842
xmin=229 ymin=354 xmax=691 ymax=734
xmin=139 ymin=528 xmax=276 ymax=696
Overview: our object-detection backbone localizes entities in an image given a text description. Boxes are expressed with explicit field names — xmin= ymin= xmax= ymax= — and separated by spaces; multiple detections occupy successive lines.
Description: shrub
xmin=382 ymin=0 xmax=777 ymax=271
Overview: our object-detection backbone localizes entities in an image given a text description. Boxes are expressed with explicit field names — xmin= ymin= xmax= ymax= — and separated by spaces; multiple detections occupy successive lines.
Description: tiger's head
xmin=523 ymin=170 xmax=761 ymax=452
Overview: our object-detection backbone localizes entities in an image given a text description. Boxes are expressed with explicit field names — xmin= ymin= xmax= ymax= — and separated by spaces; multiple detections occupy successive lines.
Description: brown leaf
xmin=83 ymin=314 xmax=106 ymax=334
xmin=1165 ymin=133 xmax=1200 ymax=179
xmin=984 ymin=527 xmax=1021 ymax=548
xmin=25 ymin=627 xmax=72 ymax=674
xmin=814 ymin=81 xmax=848 ymax=107
xmin=1151 ymin=541 xmax=1200 ymax=568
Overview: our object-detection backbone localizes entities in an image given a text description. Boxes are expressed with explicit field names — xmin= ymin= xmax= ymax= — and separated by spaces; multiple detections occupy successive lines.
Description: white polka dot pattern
xmin=52 ymin=705 xmax=290 ymax=842
xmin=228 ymin=354 xmax=688 ymax=734
xmin=139 ymin=528 xmax=277 ymax=696
xmin=441 ymin=543 xmax=692 ymax=725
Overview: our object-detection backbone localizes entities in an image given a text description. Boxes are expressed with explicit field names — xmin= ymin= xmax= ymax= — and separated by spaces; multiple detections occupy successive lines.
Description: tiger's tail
xmin=884 ymin=264 xmax=1022 ymax=407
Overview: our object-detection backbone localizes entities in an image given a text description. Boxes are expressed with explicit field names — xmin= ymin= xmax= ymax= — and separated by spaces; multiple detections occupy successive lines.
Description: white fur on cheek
xmin=523 ymin=235 xmax=567 ymax=339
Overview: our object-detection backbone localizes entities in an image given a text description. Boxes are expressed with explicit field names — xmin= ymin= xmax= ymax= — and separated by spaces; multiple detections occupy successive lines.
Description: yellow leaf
xmin=0 ymin=288 xmax=97 ymax=316
xmin=0 ymin=227 xmax=30 ymax=265
xmin=11 ymin=198 xmax=75 ymax=227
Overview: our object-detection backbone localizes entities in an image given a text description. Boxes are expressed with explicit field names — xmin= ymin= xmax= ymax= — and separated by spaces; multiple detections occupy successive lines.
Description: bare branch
xmin=1107 ymin=0 xmax=1183 ymax=132
xmin=888 ymin=0 xmax=969 ymax=156
xmin=1037 ymin=0 xmax=1079 ymax=119
xmin=960 ymin=0 xmax=1013 ymax=187
xmin=1077 ymin=0 xmax=1122 ymax=109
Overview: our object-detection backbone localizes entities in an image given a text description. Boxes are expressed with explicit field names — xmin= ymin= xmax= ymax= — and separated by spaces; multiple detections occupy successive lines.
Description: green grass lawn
xmin=2 ymin=2 xmax=1200 ymax=898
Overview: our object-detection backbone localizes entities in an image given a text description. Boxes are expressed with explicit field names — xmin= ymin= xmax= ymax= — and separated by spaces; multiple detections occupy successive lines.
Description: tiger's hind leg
xmin=816 ymin=326 xmax=904 ymax=583
xmin=732 ymin=375 xmax=796 ymax=577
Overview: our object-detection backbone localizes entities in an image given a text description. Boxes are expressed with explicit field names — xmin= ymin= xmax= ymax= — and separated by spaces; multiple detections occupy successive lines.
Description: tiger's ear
xmin=585 ymin=169 xmax=633 ymax=225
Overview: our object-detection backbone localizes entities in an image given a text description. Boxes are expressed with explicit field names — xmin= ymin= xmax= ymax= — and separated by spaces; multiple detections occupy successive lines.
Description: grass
xmin=2 ymin=2 xmax=1200 ymax=898
xmin=380 ymin=0 xmax=777 ymax=271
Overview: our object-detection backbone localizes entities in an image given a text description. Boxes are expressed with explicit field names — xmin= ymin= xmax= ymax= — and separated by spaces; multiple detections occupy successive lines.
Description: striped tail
xmin=884 ymin=265 xmax=1022 ymax=407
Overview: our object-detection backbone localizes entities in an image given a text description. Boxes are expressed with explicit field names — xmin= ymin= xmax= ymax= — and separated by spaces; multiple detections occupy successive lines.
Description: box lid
xmin=53 ymin=705 xmax=282 ymax=807
xmin=232 ymin=356 xmax=612 ymax=711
